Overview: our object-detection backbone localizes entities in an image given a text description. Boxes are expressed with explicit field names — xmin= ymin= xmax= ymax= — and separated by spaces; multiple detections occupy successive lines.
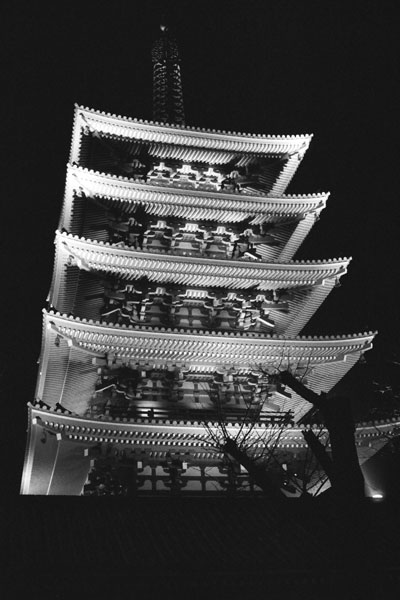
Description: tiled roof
xmin=44 ymin=309 xmax=374 ymax=363
xmin=56 ymin=231 xmax=350 ymax=290
xmin=65 ymin=164 xmax=328 ymax=224
xmin=36 ymin=310 xmax=375 ymax=421
xmin=26 ymin=404 xmax=317 ymax=449
xmin=51 ymin=233 xmax=349 ymax=336
xmin=27 ymin=403 xmax=400 ymax=457
xmin=71 ymin=104 xmax=313 ymax=158
xmin=70 ymin=106 xmax=313 ymax=196
xmin=20 ymin=404 xmax=397 ymax=493
xmin=41 ymin=309 xmax=373 ymax=417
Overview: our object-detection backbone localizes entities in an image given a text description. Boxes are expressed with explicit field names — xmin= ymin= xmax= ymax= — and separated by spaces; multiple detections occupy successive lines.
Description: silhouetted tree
xmin=279 ymin=370 xmax=365 ymax=503
xmin=197 ymin=372 xmax=315 ymax=500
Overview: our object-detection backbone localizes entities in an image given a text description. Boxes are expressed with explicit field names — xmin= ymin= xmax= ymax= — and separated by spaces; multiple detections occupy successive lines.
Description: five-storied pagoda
xmin=21 ymin=25 xmax=377 ymax=496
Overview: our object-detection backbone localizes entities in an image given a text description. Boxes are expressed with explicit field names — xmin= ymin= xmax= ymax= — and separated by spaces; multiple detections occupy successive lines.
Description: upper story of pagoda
xmin=58 ymin=101 xmax=329 ymax=272
xmin=49 ymin=105 xmax=335 ymax=342
xmin=49 ymin=230 xmax=349 ymax=338
xmin=61 ymin=163 xmax=328 ymax=264
xmin=70 ymin=105 xmax=312 ymax=197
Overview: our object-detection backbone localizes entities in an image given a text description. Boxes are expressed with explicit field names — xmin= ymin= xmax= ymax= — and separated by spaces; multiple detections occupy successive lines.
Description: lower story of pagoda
xmin=21 ymin=403 xmax=396 ymax=497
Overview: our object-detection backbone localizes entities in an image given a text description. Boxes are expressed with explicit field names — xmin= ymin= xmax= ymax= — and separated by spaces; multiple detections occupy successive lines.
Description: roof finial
xmin=151 ymin=21 xmax=185 ymax=126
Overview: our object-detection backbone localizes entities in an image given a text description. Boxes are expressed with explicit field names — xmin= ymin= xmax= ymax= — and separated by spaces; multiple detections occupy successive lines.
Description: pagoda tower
xmin=21 ymin=27 xmax=377 ymax=496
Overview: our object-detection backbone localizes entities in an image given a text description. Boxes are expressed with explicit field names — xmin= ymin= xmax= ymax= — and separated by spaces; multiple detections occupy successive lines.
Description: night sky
xmin=4 ymin=0 xmax=399 ymax=493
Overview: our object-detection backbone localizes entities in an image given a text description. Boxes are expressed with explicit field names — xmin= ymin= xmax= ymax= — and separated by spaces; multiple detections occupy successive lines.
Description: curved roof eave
xmin=28 ymin=403 xmax=400 ymax=444
xmin=56 ymin=230 xmax=350 ymax=288
xmin=72 ymin=104 xmax=313 ymax=158
xmin=43 ymin=309 xmax=377 ymax=358
xmin=66 ymin=164 xmax=329 ymax=218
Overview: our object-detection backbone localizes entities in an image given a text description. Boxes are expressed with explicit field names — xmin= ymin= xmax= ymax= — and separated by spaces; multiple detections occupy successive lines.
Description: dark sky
xmin=3 ymin=0 xmax=399 ymax=490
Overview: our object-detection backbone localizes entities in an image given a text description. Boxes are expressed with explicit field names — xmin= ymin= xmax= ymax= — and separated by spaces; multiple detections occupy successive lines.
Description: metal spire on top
xmin=151 ymin=23 xmax=185 ymax=126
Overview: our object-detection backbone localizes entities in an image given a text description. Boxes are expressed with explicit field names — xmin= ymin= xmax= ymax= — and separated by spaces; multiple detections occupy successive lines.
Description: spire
xmin=151 ymin=23 xmax=185 ymax=126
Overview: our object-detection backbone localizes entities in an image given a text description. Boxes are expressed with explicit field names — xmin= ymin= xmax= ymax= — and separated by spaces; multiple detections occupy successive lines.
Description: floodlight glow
xmin=372 ymin=493 xmax=384 ymax=499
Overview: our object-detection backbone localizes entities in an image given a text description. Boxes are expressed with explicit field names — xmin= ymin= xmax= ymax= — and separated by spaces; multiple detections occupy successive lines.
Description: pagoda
xmin=21 ymin=26 xmax=377 ymax=496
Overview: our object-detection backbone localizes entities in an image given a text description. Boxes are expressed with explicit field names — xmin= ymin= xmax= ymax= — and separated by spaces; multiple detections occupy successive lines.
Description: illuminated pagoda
xmin=21 ymin=25 xmax=377 ymax=496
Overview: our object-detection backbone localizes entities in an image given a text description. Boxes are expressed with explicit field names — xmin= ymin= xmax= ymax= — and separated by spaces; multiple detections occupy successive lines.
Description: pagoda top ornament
xmin=151 ymin=23 xmax=185 ymax=126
